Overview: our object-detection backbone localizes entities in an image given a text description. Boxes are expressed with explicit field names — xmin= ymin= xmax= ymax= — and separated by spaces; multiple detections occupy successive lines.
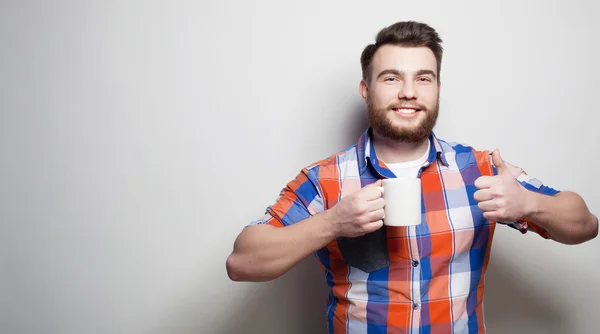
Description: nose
xmin=399 ymin=81 xmax=417 ymax=100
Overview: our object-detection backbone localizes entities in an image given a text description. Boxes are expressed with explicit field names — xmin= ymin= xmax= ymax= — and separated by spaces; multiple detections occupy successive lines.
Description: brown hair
xmin=360 ymin=21 xmax=443 ymax=83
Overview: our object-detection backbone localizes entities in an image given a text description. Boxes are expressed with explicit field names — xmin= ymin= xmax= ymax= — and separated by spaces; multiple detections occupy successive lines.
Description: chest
xmin=334 ymin=158 xmax=494 ymax=247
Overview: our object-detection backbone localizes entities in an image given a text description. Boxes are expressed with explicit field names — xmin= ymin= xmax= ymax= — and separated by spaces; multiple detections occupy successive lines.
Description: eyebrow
xmin=376 ymin=69 xmax=437 ymax=79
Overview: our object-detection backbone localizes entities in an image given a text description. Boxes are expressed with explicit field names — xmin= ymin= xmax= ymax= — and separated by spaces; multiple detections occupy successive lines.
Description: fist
xmin=328 ymin=180 xmax=386 ymax=238
xmin=473 ymin=150 xmax=533 ymax=222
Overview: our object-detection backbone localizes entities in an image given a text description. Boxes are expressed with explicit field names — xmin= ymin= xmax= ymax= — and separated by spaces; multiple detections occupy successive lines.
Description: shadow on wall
xmin=219 ymin=257 xmax=329 ymax=334
xmin=346 ymin=102 xmax=370 ymax=144
xmin=483 ymin=254 xmax=568 ymax=334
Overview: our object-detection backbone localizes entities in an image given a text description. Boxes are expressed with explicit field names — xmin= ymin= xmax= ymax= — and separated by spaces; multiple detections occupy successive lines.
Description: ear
xmin=359 ymin=80 xmax=369 ymax=101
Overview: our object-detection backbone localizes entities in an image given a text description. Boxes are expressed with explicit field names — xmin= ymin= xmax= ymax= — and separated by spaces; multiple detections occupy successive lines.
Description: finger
xmin=483 ymin=211 xmax=501 ymax=222
xmin=363 ymin=185 xmax=384 ymax=200
xmin=366 ymin=208 xmax=385 ymax=221
xmin=367 ymin=197 xmax=385 ymax=211
xmin=474 ymin=176 xmax=494 ymax=189
xmin=473 ymin=189 xmax=493 ymax=202
xmin=477 ymin=199 xmax=497 ymax=212
xmin=363 ymin=179 xmax=383 ymax=188
xmin=363 ymin=220 xmax=384 ymax=232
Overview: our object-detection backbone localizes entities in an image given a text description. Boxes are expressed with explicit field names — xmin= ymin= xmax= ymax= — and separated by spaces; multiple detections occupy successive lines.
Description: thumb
xmin=491 ymin=149 xmax=508 ymax=174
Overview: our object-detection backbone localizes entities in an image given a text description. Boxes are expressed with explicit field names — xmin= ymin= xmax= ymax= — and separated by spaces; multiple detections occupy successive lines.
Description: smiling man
xmin=226 ymin=21 xmax=598 ymax=334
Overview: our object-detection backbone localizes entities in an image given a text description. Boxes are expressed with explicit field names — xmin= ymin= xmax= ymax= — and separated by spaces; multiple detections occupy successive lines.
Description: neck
xmin=371 ymin=130 xmax=430 ymax=164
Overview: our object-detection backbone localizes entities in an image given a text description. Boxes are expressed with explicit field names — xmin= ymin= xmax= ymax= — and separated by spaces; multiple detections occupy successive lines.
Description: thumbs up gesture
xmin=473 ymin=149 xmax=533 ymax=222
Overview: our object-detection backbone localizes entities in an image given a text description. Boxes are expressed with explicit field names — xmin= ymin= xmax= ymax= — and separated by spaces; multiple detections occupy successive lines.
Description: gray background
xmin=2 ymin=1 xmax=599 ymax=333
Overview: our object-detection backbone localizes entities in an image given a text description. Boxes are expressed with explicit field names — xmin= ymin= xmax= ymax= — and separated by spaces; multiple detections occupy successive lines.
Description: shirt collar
xmin=357 ymin=127 xmax=449 ymax=175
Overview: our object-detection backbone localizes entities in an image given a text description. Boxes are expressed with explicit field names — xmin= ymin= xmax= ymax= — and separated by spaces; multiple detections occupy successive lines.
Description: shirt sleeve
xmin=492 ymin=162 xmax=560 ymax=238
xmin=247 ymin=167 xmax=324 ymax=228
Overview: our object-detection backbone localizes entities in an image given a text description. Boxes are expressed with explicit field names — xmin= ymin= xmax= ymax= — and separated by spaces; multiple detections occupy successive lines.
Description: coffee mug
xmin=376 ymin=178 xmax=422 ymax=227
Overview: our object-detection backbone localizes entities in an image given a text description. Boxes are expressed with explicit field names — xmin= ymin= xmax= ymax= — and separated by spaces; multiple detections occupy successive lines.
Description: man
xmin=226 ymin=21 xmax=598 ymax=333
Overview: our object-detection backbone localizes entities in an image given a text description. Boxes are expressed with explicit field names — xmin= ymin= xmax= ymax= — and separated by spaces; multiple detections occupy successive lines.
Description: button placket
xmin=408 ymin=226 xmax=421 ymax=314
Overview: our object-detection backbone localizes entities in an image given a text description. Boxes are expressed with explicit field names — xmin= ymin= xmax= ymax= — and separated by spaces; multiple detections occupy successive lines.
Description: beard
xmin=367 ymin=95 xmax=439 ymax=143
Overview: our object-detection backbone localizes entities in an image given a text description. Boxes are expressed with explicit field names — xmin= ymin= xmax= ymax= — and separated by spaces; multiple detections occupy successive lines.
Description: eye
xmin=417 ymin=77 xmax=432 ymax=82
xmin=384 ymin=77 xmax=398 ymax=82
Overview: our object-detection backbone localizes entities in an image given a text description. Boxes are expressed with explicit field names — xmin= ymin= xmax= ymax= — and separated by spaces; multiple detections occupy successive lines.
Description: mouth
xmin=391 ymin=107 xmax=422 ymax=116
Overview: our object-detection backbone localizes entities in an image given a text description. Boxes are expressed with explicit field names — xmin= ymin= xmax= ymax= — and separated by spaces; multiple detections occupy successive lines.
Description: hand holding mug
xmin=328 ymin=180 xmax=386 ymax=238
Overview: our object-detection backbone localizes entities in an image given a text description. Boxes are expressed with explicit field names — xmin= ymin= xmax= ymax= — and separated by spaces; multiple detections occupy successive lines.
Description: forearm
xmin=524 ymin=191 xmax=598 ymax=244
xmin=226 ymin=211 xmax=337 ymax=282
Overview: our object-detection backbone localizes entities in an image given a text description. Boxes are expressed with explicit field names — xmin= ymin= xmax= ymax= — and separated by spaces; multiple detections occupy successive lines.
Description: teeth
xmin=396 ymin=108 xmax=416 ymax=114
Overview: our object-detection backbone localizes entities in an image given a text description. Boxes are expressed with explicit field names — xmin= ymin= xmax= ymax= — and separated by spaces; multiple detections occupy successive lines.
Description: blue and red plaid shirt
xmin=250 ymin=128 xmax=558 ymax=334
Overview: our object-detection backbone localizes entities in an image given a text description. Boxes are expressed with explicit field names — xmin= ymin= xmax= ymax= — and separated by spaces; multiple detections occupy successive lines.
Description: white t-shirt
xmin=385 ymin=140 xmax=430 ymax=178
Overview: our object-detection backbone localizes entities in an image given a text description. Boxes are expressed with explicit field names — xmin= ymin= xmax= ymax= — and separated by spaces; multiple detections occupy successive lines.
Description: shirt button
xmin=412 ymin=260 xmax=419 ymax=267
xmin=412 ymin=303 xmax=419 ymax=310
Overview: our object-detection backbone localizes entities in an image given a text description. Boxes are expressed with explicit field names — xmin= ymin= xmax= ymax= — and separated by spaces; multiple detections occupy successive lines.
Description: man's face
xmin=361 ymin=45 xmax=440 ymax=143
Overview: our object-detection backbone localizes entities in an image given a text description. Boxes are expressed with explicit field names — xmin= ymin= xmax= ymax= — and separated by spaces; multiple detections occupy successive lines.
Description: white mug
xmin=376 ymin=178 xmax=422 ymax=227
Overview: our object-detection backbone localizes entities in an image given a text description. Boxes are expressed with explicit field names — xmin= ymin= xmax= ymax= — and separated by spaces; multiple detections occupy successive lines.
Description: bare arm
xmin=475 ymin=150 xmax=598 ymax=245
xmin=524 ymin=190 xmax=598 ymax=245
xmin=226 ymin=180 xmax=385 ymax=282
xmin=226 ymin=211 xmax=337 ymax=282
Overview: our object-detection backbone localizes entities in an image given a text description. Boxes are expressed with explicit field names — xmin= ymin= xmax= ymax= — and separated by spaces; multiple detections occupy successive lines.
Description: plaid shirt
xmin=250 ymin=128 xmax=559 ymax=334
